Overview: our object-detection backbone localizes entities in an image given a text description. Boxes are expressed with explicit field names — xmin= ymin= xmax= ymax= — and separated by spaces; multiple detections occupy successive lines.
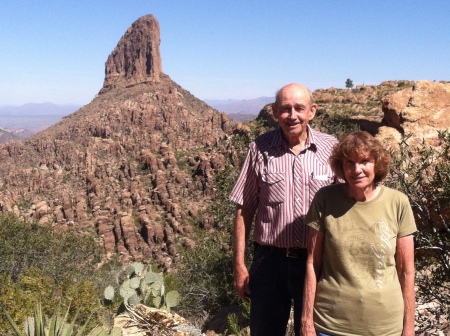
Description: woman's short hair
xmin=330 ymin=131 xmax=392 ymax=184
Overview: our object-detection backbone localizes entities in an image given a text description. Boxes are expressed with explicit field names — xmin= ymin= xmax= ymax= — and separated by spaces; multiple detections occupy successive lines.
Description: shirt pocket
xmin=260 ymin=173 xmax=285 ymax=204
xmin=309 ymin=169 xmax=334 ymax=195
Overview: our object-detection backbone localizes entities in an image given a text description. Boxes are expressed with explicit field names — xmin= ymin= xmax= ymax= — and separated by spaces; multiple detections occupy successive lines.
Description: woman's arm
xmin=395 ymin=234 xmax=415 ymax=336
xmin=301 ymin=228 xmax=324 ymax=336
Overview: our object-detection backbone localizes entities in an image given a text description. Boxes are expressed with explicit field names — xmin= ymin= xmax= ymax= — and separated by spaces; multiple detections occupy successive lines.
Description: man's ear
xmin=309 ymin=104 xmax=318 ymax=119
xmin=271 ymin=103 xmax=279 ymax=120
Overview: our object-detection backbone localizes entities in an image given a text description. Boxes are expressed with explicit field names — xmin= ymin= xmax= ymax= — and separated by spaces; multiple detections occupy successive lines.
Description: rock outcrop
xmin=380 ymin=80 xmax=450 ymax=147
xmin=101 ymin=15 xmax=162 ymax=93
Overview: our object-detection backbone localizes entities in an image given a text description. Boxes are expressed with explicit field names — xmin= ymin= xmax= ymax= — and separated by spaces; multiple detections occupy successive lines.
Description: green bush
xmin=0 ymin=214 xmax=101 ymax=281
xmin=4 ymin=300 xmax=122 ymax=336
xmin=0 ymin=214 xmax=116 ymax=334
xmin=176 ymin=231 xmax=236 ymax=319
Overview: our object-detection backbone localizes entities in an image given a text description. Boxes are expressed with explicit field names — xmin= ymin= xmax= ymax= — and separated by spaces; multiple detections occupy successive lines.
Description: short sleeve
xmin=397 ymin=193 xmax=417 ymax=237
xmin=229 ymin=144 xmax=259 ymax=211
xmin=305 ymin=188 xmax=326 ymax=232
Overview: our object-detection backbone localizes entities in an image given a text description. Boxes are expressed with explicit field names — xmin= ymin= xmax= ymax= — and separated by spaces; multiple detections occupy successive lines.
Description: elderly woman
xmin=301 ymin=131 xmax=416 ymax=336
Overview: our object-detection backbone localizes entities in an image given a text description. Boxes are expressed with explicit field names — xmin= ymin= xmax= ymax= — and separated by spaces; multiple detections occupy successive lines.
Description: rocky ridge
xmin=316 ymin=79 xmax=450 ymax=147
xmin=0 ymin=15 xmax=235 ymax=270
xmin=379 ymin=80 xmax=450 ymax=148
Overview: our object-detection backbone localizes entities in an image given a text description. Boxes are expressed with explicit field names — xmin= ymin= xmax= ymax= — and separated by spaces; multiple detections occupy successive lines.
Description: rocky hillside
xmin=0 ymin=15 xmax=236 ymax=270
xmin=0 ymin=128 xmax=20 ymax=143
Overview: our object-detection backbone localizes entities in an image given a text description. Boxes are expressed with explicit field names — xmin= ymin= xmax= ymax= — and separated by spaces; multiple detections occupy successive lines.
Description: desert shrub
xmin=176 ymin=231 xmax=236 ymax=319
xmin=4 ymin=300 xmax=120 ymax=336
xmin=397 ymin=81 xmax=415 ymax=88
xmin=0 ymin=268 xmax=105 ymax=335
xmin=176 ymin=164 xmax=239 ymax=318
xmin=386 ymin=132 xmax=450 ymax=319
xmin=0 ymin=214 xmax=101 ymax=281
xmin=0 ymin=214 xmax=114 ymax=334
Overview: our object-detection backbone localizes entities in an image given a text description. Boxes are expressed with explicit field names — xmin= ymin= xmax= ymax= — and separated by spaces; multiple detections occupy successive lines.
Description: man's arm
xmin=395 ymin=234 xmax=416 ymax=336
xmin=301 ymin=228 xmax=324 ymax=336
xmin=233 ymin=204 xmax=255 ymax=301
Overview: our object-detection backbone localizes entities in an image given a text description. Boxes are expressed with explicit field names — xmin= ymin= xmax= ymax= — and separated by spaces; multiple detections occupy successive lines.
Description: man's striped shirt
xmin=229 ymin=126 xmax=337 ymax=248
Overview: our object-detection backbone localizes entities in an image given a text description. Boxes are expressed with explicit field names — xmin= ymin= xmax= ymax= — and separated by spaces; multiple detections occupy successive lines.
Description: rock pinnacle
xmin=101 ymin=14 xmax=162 ymax=93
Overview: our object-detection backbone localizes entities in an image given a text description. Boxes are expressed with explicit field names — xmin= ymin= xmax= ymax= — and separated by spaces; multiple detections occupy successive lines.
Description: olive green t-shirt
xmin=306 ymin=184 xmax=417 ymax=336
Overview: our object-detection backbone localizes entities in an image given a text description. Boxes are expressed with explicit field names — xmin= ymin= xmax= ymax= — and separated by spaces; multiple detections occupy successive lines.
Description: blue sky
xmin=1 ymin=1 xmax=449 ymax=105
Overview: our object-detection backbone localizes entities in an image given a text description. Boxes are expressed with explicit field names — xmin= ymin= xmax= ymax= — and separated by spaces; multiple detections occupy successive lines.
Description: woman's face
xmin=343 ymin=151 xmax=376 ymax=191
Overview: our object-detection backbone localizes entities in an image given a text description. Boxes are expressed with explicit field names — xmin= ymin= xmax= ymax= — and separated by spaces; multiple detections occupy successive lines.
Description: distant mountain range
xmin=205 ymin=96 xmax=273 ymax=122
xmin=0 ymin=103 xmax=81 ymax=143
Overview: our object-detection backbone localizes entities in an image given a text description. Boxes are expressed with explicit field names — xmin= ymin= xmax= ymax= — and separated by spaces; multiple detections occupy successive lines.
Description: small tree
xmin=345 ymin=78 xmax=354 ymax=89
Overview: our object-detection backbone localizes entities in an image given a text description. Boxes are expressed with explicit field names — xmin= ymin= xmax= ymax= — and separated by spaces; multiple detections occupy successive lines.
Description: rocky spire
xmin=101 ymin=14 xmax=162 ymax=93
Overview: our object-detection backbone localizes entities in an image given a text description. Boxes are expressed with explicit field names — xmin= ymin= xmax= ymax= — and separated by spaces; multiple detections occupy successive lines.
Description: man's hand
xmin=300 ymin=319 xmax=316 ymax=336
xmin=234 ymin=263 xmax=251 ymax=301
xmin=233 ymin=205 xmax=254 ymax=302
xmin=401 ymin=324 xmax=415 ymax=336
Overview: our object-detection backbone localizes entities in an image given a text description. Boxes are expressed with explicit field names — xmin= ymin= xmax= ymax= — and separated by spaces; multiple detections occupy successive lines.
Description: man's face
xmin=272 ymin=85 xmax=317 ymax=141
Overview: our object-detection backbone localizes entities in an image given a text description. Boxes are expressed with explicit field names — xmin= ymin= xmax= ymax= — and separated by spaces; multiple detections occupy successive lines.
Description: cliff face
xmin=0 ymin=15 xmax=236 ymax=269
xmin=101 ymin=14 xmax=162 ymax=93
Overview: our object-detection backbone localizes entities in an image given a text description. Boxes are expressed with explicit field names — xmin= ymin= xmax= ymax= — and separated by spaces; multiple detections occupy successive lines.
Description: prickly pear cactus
xmin=165 ymin=290 xmax=181 ymax=309
xmin=131 ymin=261 xmax=144 ymax=274
xmin=104 ymin=262 xmax=181 ymax=310
xmin=104 ymin=285 xmax=115 ymax=301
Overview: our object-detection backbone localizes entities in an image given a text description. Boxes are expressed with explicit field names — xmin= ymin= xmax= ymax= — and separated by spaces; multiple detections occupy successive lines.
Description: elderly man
xmin=229 ymin=83 xmax=338 ymax=336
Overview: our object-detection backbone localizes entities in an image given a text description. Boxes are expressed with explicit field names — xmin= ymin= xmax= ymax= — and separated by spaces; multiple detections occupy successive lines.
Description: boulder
xmin=380 ymin=80 xmax=450 ymax=147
